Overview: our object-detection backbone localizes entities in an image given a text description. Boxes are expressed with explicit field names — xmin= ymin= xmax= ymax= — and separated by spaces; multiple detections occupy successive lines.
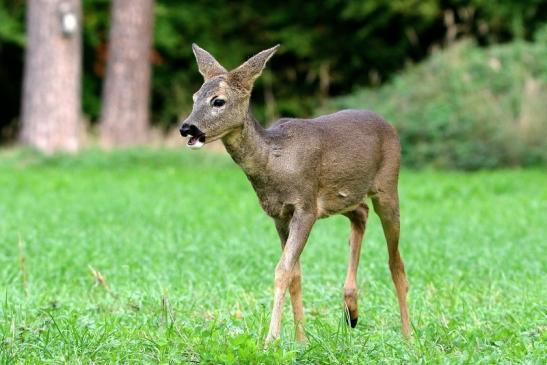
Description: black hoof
xmin=345 ymin=312 xmax=358 ymax=328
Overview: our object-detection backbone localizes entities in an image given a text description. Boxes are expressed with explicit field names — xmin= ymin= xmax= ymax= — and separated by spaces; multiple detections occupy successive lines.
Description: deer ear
xmin=229 ymin=45 xmax=280 ymax=92
xmin=192 ymin=43 xmax=227 ymax=80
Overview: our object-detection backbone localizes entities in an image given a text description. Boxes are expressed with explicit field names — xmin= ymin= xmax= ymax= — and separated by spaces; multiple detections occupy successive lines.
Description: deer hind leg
xmin=371 ymin=190 xmax=411 ymax=338
xmin=342 ymin=203 xmax=369 ymax=328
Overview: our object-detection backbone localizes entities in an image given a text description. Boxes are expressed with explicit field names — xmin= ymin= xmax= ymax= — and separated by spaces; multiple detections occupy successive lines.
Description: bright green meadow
xmin=0 ymin=149 xmax=545 ymax=363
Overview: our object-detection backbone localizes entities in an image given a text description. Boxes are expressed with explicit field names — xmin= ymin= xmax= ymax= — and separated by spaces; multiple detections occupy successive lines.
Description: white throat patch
xmin=187 ymin=140 xmax=204 ymax=149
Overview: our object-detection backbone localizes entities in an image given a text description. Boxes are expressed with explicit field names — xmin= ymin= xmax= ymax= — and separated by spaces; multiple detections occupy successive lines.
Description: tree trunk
xmin=100 ymin=0 xmax=154 ymax=147
xmin=20 ymin=0 xmax=82 ymax=153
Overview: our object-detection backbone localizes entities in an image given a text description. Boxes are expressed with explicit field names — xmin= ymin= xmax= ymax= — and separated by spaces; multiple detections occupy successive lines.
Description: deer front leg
xmin=274 ymin=219 xmax=307 ymax=342
xmin=266 ymin=211 xmax=315 ymax=344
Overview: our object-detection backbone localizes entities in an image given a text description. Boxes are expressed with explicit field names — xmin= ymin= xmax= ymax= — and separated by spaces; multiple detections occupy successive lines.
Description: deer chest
xmin=246 ymin=174 xmax=296 ymax=219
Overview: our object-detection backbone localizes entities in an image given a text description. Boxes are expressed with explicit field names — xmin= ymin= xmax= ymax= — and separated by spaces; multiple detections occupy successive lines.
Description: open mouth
xmin=179 ymin=124 xmax=207 ymax=149
xmin=187 ymin=134 xmax=206 ymax=149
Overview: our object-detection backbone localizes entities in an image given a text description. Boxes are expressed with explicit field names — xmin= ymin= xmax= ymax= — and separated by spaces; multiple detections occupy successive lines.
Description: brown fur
xmin=182 ymin=44 xmax=411 ymax=343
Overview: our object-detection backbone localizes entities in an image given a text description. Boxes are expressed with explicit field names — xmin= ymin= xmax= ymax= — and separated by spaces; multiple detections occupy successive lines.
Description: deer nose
xmin=180 ymin=123 xmax=205 ymax=139
xmin=179 ymin=123 xmax=192 ymax=137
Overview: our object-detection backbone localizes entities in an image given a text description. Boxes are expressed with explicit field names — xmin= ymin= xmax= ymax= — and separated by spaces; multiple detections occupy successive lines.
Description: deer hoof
xmin=264 ymin=334 xmax=279 ymax=347
xmin=296 ymin=332 xmax=308 ymax=344
xmin=345 ymin=311 xmax=358 ymax=328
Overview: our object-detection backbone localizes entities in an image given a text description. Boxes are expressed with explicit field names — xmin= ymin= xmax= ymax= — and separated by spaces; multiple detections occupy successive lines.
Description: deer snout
xmin=179 ymin=123 xmax=192 ymax=137
xmin=179 ymin=123 xmax=205 ymax=138
xmin=179 ymin=123 xmax=206 ymax=149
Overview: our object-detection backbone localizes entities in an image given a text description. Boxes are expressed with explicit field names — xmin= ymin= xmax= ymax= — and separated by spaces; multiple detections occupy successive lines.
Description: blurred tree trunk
xmin=100 ymin=0 xmax=154 ymax=147
xmin=20 ymin=0 xmax=82 ymax=153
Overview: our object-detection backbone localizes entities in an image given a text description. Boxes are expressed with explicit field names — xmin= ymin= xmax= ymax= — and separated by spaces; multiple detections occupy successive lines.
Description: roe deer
xmin=180 ymin=44 xmax=410 ymax=344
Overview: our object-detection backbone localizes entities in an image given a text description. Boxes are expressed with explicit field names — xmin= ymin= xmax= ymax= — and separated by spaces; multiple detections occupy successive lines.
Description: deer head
xmin=180 ymin=43 xmax=279 ymax=149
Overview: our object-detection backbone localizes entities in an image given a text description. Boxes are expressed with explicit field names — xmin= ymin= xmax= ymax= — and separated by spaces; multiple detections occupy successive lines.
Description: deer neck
xmin=222 ymin=110 xmax=269 ymax=177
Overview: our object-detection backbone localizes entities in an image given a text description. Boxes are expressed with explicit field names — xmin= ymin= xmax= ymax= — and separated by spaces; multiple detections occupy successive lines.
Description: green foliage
xmin=324 ymin=40 xmax=547 ymax=169
xmin=0 ymin=0 xmax=24 ymax=46
xmin=149 ymin=0 xmax=547 ymax=125
xmin=2 ymin=0 xmax=546 ymax=133
xmin=469 ymin=0 xmax=547 ymax=41
xmin=0 ymin=149 xmax=546 ymax=362
xmin=0 ymin=0 xmax=24 ymax=141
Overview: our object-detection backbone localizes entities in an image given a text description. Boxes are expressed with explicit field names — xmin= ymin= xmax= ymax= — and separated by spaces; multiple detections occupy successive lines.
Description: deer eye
xmin=212 ymin=98 xmax=226 ymax=108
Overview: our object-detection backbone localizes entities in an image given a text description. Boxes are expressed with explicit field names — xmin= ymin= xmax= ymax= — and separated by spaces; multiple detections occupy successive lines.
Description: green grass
xmin=0 ymin=148 xmax=545 ymax=364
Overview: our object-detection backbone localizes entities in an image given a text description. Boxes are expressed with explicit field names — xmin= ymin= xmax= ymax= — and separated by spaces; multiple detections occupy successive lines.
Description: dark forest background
xmin=1 ymin=0 xmax=546 ymax=168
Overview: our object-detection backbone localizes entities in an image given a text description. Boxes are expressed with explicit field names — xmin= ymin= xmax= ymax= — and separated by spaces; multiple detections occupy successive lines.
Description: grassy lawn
xmin=0 ymin=149 xmax=545 ymax=364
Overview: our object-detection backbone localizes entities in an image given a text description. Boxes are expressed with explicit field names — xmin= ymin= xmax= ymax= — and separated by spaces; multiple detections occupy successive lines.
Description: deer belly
xmin=257 ymin=193 xmax=295 ymax=219
xmin=316 ymin=192 xmax=363 ymax=218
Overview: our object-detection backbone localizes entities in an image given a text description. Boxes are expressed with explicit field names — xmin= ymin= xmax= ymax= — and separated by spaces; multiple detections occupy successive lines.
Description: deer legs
xmin=274 ymin=219 xmax=307 ymax=342
xmin=265 ymin=193 xmax=410 ymax=344
xmin=266 ymin=212 xmax=315 ymax=344
xmin=342 ymin=203 xmax=369 ymax=328
xmin=288 ymin=261 xmax=306 ymax=341
xmin=372 ymin=193 xmax=411 ymax=338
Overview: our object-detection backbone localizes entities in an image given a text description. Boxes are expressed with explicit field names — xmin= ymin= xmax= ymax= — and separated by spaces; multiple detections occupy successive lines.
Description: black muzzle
xmin=179 ymin=123 xmax=204 ymax=138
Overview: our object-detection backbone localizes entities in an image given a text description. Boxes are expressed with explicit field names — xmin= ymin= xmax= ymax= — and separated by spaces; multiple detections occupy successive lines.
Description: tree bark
xmin=100 ymin=0 xmax=154 ymax=147
xmin=20 ymin=0 xmax=82 ymax=153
